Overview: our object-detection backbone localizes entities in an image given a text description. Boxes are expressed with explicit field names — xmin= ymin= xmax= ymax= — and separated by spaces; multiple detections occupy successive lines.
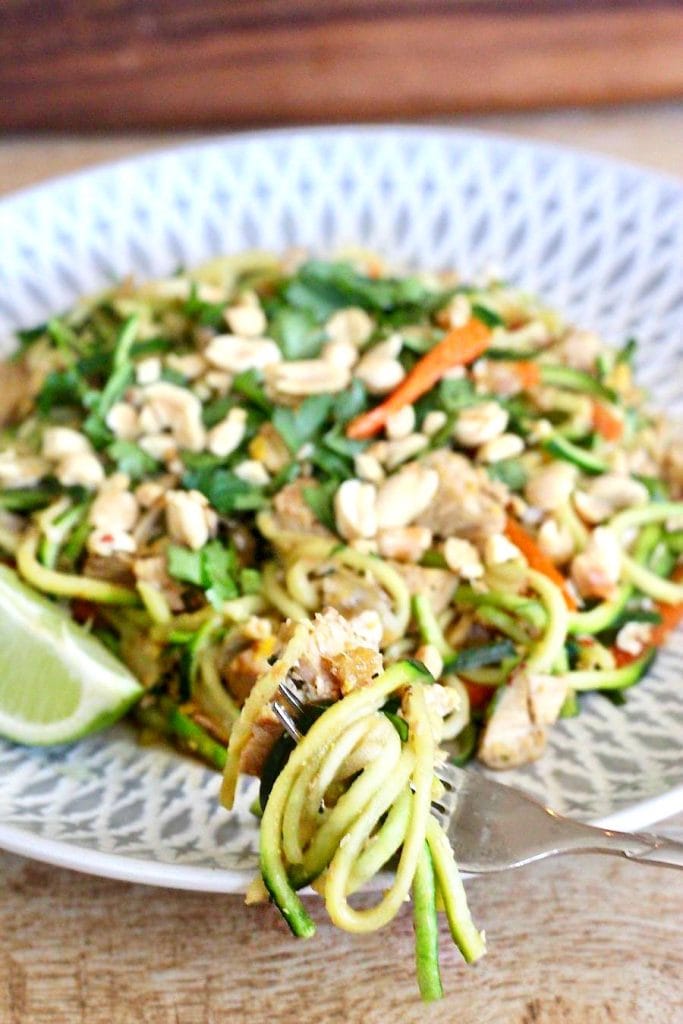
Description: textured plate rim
xmin=1 ymin=124 xmax=682 ymax=891
xmin=2 ymin=782 xmax=683 ymax=893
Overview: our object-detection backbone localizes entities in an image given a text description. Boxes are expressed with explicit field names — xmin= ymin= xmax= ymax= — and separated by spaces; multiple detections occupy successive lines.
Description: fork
xmin=273 ymin=682 xmax=683 ymax=873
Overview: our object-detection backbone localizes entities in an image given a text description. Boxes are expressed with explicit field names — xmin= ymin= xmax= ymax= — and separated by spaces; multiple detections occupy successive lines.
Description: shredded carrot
xmin=613 ymin=567 xmax=683 ymax=666
xmin=612 ymin=647 xmax=639 ymax=668
xmin=651 ymin=566 xmax=683 ymax=646
xmin=508 ymin=360 xmax=541 ymax=391
xmin=592 ymin=401 xmax=624 ymax=442
xmin=504 ymin=516 xmax=578 ymax=610
xmin=346 ymin=318 xmax=490 ymax=440
xmin=461 ymin=679 xmax=494 ymax=710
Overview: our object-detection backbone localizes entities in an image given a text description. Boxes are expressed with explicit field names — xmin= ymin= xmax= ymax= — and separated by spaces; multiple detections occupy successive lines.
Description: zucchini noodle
xmin=221 ymin=623 xmax=310 ymax=808
xmin=16 ymin=530 xmax=139 ymax=606
xmin=525 ymin=569 xmax=569 ymax=672
xmin=2 ymin=249 xmax=682 ymax=1002
xmin=258 ymin=660 xmax=483 ymax=961
xmin=262 ymin=562 xmax=309 ymax=622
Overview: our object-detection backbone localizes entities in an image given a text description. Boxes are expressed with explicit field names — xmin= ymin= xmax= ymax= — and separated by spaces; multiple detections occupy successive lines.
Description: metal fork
xmin=273 ymin=682 xmax=683 ymax=873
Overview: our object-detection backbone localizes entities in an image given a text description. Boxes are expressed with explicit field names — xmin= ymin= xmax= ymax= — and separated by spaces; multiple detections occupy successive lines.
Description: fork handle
xmin=620 ymin=832 xmax=683 ymax=870
xmin=585 ymin=828 xmax=683 ymax=870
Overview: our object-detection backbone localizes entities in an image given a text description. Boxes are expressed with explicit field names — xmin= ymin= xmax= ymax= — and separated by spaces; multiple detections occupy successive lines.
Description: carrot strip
xmin=346 ymin=318 xmax=490 ymax=440
xmin=611 ymin=567 xmax=683 ymax=667
xmin=592 ymin=401 xmax=624 ymax=442
xmin=508 ymin=360 xmax=541 ymax=391
xmin=504 ymin=516 xmax=578 ymax=610
xmin=461 ymin=679 xmax=493 ymax=710
xmin=651 ymin=566 xmax=683 ymax=647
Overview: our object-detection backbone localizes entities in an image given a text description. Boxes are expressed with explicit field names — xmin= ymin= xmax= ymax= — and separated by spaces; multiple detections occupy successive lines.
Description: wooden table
xmin=1 ymin=108 xmax=682 ymax=1024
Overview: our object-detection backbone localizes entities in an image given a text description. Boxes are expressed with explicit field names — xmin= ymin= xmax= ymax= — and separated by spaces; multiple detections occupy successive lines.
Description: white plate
xmin=1 ymin=127 xmax=682 ymax=893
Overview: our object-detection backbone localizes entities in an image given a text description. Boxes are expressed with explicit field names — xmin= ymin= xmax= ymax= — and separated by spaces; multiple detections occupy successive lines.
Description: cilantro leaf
xmin=283 ymin=260 xmax=455 ymax=323
xmin=183 ymin=283 xmax=226 ymax=328
xmin=167 ymin=546 xmax=204 ymax=586
xmin=332 ymin=379 xmax=368 ymax=422
xmin=183 ymin=467 xmax=267 ymax=515
xmin=471 ymin=303 xmax=505 ymax=328
xmin=37 ymin=368 xmax=86 ymax=414
xmin=438 ymin=377 xmax=477 ymax=413
xmin=302 ymin=480 xmax=338 ymax=533
xmin=167 ymin=539 xmax=248 ymax=609
xmin=202 ymin=395 xmax=234 ymax=428
xmin=202 ymin=540 xmax=239 ymax=606
xmin=231 ymin=370 xmax=273 ymax=414
xmin=273 ymin=394 xmax=333 ymax=454
xmin=322 ymin=427 xmax=366 ymax=459
xmin=107 ymin=439 xmax=160 ymax=481
xmin=239 ymin=567 xmax=262 ymax=595
xmin=270 ymin=306 xmax=324 ymax=360
xmin=486 ymin=458 xmax=528 ymax=492
xmin=617 ymin=337 xmax=637 ymax=366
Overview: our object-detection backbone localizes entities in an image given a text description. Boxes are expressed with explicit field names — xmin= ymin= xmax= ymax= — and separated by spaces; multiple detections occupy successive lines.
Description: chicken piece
xmin=272 ymin=478 xmax=333 ymax=537
xmin=238 ymin=608 xmax=384 ymax=777
xmin=222 ymin=637 xmax=277 ymax=705
xmin=415 ymin=450 xmax=507 ymax=540
xmin=289 ymin=607 xmax=384 ymax=702
xmin=663 ymin=439 xmax=683 ymax=499
xmin=133 ymin=555 xmax=185 ymax=612
xmin=0 ymin=359 xmax=30 ymax=426
xmin=320 ymin=565 xmax=393 ymax=620
xmin=391 ymin=563 xmax=458 ymax=615
xmin=478 ymin=668 xmax=567 ymax=769
xmin=239 ymin=706 xmax=283 ymax=777
xmin=83 ymin=552 xmax=135 ymax=587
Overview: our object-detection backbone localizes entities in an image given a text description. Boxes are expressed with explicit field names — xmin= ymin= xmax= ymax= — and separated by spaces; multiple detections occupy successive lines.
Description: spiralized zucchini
xmin=2 ymin=249 xmax=682 ymax=1002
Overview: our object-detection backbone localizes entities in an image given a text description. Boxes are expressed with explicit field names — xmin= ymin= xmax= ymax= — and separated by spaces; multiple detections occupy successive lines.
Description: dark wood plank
xmin=1 ymin=2 xmax=683 ymax=130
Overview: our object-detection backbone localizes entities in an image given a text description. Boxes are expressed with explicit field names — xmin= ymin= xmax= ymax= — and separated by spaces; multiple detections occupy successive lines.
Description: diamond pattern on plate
xmin=0 ymin=128 xmax=681 ymax=881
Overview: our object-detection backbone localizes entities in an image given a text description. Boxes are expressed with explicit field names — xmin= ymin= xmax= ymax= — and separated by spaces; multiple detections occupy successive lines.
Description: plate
xmin=1 ymin=127 xmax=682 ymax=893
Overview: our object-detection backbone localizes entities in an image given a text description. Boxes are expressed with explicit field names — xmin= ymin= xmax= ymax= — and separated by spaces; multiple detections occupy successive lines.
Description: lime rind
xmin=0 ymin=564 xmax=143 ymax=746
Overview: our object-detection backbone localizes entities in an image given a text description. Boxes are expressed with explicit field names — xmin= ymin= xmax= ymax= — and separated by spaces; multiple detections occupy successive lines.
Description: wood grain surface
xmin=2 ymin=1 xmax=683 ymax=130
xmin=1 ymin=849 xmax=682 ymax=1024
xmin=1 ymin=110 xmax=683 ymax=1023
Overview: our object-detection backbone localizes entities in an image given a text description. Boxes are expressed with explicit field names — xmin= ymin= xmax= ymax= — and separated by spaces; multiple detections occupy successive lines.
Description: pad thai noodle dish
xmin=1 ymin=251 xmax=682 ymax=1000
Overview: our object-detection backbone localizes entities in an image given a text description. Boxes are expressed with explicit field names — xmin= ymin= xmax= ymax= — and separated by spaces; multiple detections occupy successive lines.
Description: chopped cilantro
xmin=270 ymin=306 xmax=324 ymax=360
xmin=167 ymin=539 xmax=253 ymax=608
xmin=438 ymin=377 xmax=477 ymax=413
xmin=47 ymin=318 xmax=82 ymax=354
xmin=131 ymin=337 xmax=173 ymax=358
xmin=486 ymin=458 xmax=528 ymax=492
xmin=283 ymin=260 xmax=456 ymax=322
xmin=107 ymin=439 xmax=160 ymax=481
xmin=302 ymin=480 xmax=338 ymax=533
xmin=239 ymin=567 xmax=262 ymax=595
xmin=160 ymin=367 xmax=187 ymax=387
xmin=167 ymin=546 xmax=204 ymax=587
xmin=273 ymin=394 xmax=333 ymax=454
xmin=617 ymin=337 xmax=637 ymax=365
xmin=231 ymin=370 xmax=273 ymax=414
xmin=310 ymin=447 xmax=350 ymax=479
xmin=332 ymin=379 xmax=368 ymax=422
xmin=471 ymin=303 xmax=505 ymax=329
xmin=183 ymin=467 xmax=267 ymax=515
xmin=202 ymin=395 xmax=234 ymax=428
xmin=322 ymin=427 xmax=366 ymax=459
xmin=183 ymin=283 xmax=226 ymax=328
xmin=37 ymin=367 xmax=86 ymax=414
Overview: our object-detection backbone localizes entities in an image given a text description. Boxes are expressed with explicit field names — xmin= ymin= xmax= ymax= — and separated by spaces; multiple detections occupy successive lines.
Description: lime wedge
xmin=0 ymin=564 xmax=142 ymax=745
